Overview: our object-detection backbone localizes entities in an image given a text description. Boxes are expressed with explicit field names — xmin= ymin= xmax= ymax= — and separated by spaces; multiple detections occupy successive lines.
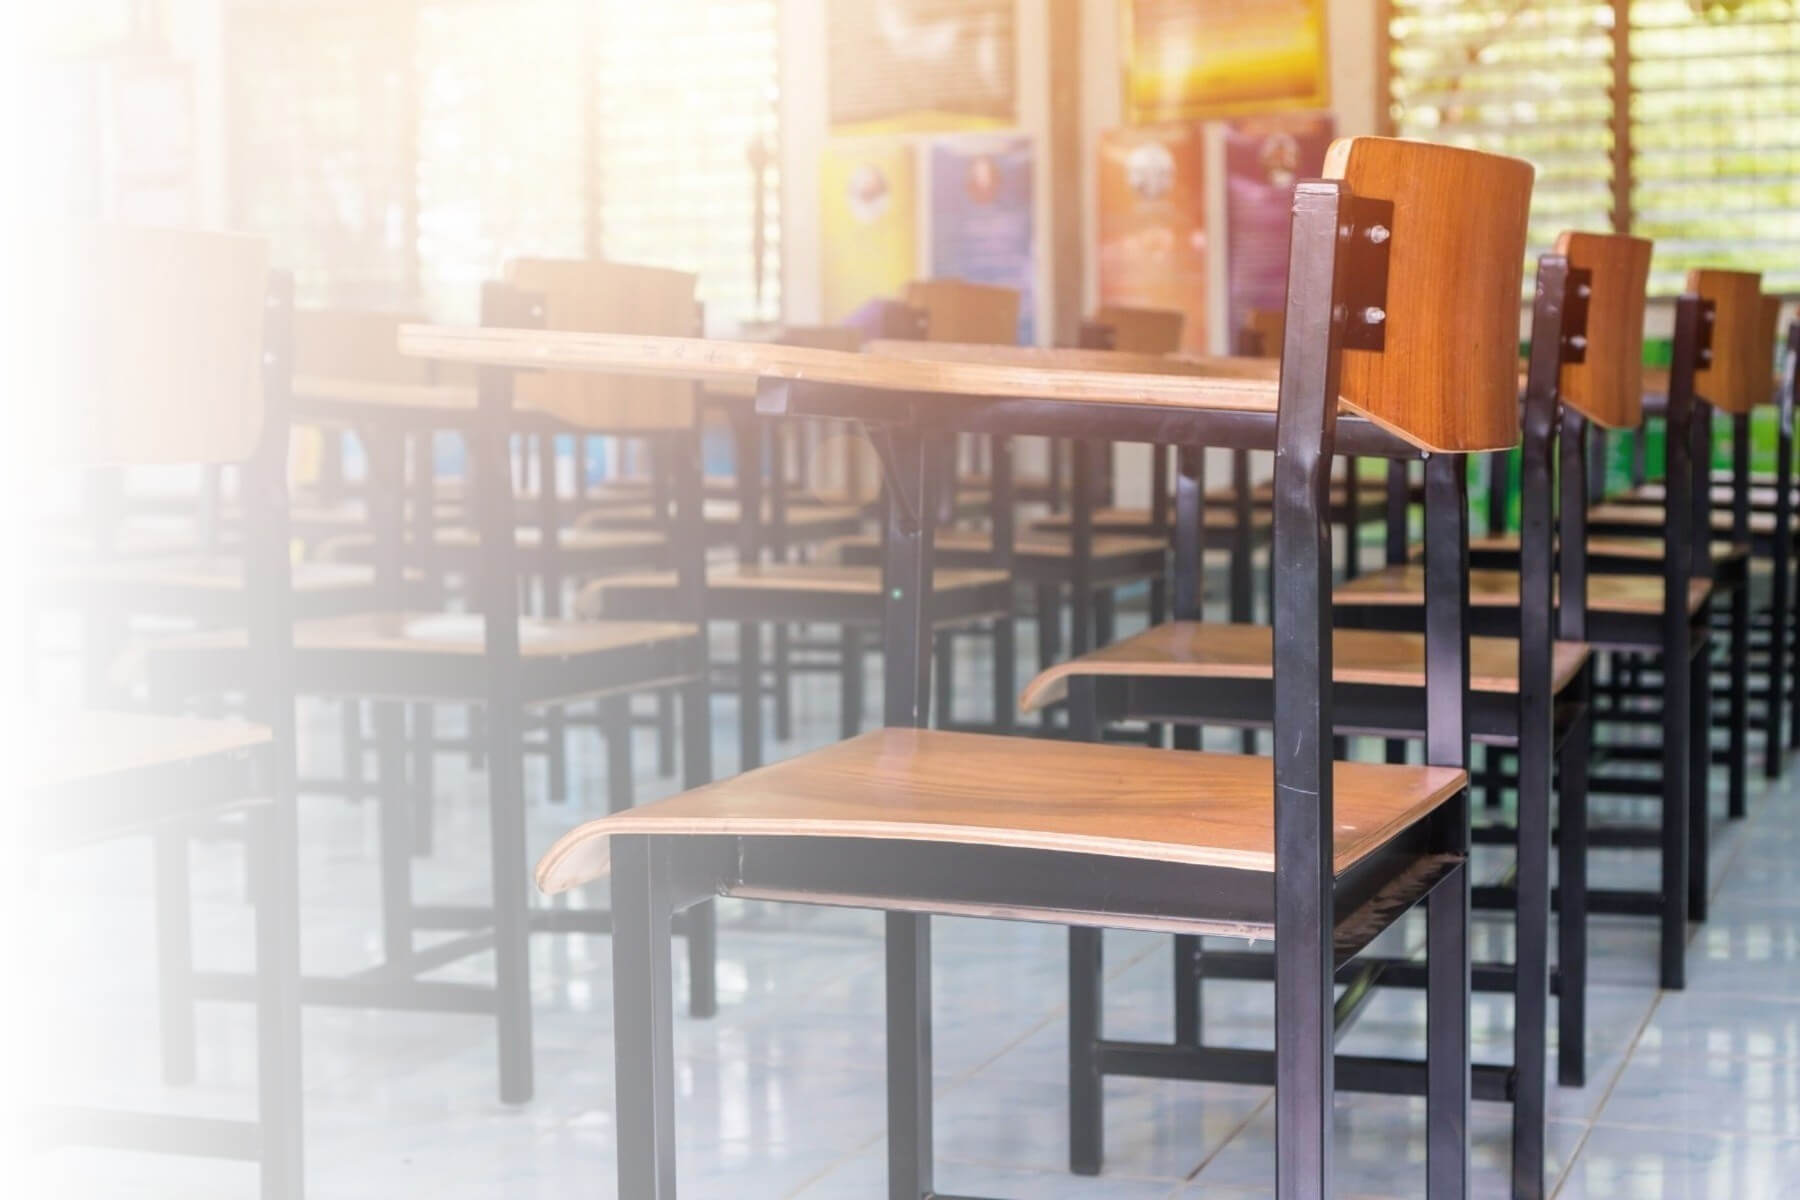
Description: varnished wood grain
xmin=397 ymin=326 xmax=1288 ymax=414
xmin=1688 ymin=268 xmax=1766 ymax=414
xmin=1091 ymin=305 xmax=1185 ymax=354
xmin=506 ymin=258 xmax=700 ymax=431
xmin=57 ymin=226 xmax=269 ymax=466
xmin=1018 ymin=622 xmax=1590 ymax=711
xmin=1554 ymin=232 xmax=1654 ymax=429
xmin=1334 ymin=564 xmax=1711 ymax=616
xmin=862 ymin=339 xmax=1280 ymax=383
xmin=172 ymin=611 xmax=697 ymax=658
xmin=582 ymin=563 xmax=1010 ymax=601
xmin=1325 ymin=137 xmax=1535 ymax=453
xmin=533 ymin=727 xmax=1468 ymax=892
xmin=26 ymin=710 xmax=270 ymax=792
xmin=828 ymin=529 xmax=1168 ymax=561
xmin=1587 ymin=503 xmax=1778 ymax=536
xmin=906 ymin=279 xmax=1021 ymax=345
xmin=1464 ymin=532 xmax=1748 ymax=563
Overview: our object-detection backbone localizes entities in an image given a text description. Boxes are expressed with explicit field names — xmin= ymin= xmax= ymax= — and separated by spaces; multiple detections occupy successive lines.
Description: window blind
xmin=1387 ymin=0 xmax=1618 ymax=268
xmin=1629 ymin=0 xmax=1800 ymax=295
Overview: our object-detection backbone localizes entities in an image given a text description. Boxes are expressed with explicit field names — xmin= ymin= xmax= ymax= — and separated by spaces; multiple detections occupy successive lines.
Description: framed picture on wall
xmin=1123 ymin=0 xmax=1330 ymax=123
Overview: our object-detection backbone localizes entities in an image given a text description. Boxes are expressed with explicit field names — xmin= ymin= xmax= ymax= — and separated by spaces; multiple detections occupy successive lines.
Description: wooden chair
xmin=1011 ymin=245 xmax=1625 ymax=1197
xmin=1335 ymin=262 xmax=1728 ymax=994
xmin=404 ymin=135 xmax=1535 ymax=1197
xmin=144 ymin=261 xmax=718 ymax=1106
xmin=27 ymin=227 xmax=302 ymax=1198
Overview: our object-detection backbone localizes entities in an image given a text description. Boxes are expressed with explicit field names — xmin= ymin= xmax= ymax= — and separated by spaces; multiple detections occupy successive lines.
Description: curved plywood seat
xmin=828 ymin=529 xmax=1168 ymax=564
xmin=1333 ymin=564 xmax=1711 ymax=617
xmin=39 ymin=557 xmax=389 ymax=593
xmin=1619 ymin=481 xmax=1797 ymax=510
xmin=1463 ymin=532 xmax=1749 ymax=564
xmin=535 ymin=727 xmax=1467 ymax=893
xmin=1029 ymin=506 xmax=1273 ymax=538
xmin=1586 ymin=503 xmax=1779 ymax=538
xmin=1018 ymin=622 xmax=1591 ymax=713
xmin=293 ymin=375 xmax=478 ymax=415
xmin=27 ymin=710 xmax=270 ymax=793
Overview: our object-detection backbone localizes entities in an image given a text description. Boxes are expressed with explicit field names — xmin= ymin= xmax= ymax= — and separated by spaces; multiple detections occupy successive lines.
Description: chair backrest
xmin=1323 ymin=137 xmax=1535 ymax=453
xmin=1687 ymin=267 xmax=1765 ymax=414
xmin=504 ymin=258 xmax=699 ymax=430
xmin=56 ymin=225 xmax=269 ymax=466
xmin=904 ymin=278 xmax=1021 ymax=345
xmin=1090 ymin=304 xmax=1184 ymax=355
xmin=1553 ymin=231 xmax=1653 ymax=430
xmin=294 ymin=309 xmax=430 ymax=384
xmin=1755 ymin=294 xmax=1782 ymax=402
xmin=1244 ymin=308 xmax=1286 ymax=359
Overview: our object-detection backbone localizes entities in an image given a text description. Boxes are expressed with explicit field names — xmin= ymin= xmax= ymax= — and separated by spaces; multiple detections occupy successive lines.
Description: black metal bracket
xmin=1696 ymin=297 xmax=1717 ymax=369
xmin=1560 ymin=267 xmax=1593 ymax=364
xmin=1340 ymin=194 xmax=1396 ymax=353
xmin=867 ymin=421 xmax=924 ymax=534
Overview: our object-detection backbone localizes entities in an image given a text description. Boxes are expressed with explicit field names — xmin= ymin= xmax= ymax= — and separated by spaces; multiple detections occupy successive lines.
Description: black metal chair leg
xmin=410 ymin=702 xmax=435 ymax=856
xmin=1068 ymin=925 xmax=1104 ymax=1176
xmin=1556 ymin=692 xmax=1590 ymax=1088
xmin=992 ymin=614 xmax=1016 ymax=735
xmin=774 ymin=622 xmax=794 ymax=743
xmin=1689 ymin=633 xmax=1711 ymax=925
xmin=886 ymin=911 xmax=934 ymax=1200
xmin=604 ymin=692 xmax=635 ymax=814
xmin=1728 ymin=579 xmax=1749 ymax=817
xmin=656 ymin=688 xmax=677 ymax=779
xmin=153 ymin=824 xmax=197 ymax=1087
xmin=681 ymin=668 xmax=716 ymax=1019
xmin=737 ymin=621 xmax=762 ymax=772
xmin=841 ymin=625 xmax=865 ymax=741
xmin=249 ymin=804 xmax=304 ymax=1200
xmin=1427 ymin=859 xmax=1471 ymax=1200
xmin=611 ymin=836 xmax=679 ymax=1198
xmin=1513 ymin=727 xmax=1551 ymax=1196
xmin=375 ymin=700 xmax=414 ymax=967
xmin=934 ymin=630 xmax=955 ymax=728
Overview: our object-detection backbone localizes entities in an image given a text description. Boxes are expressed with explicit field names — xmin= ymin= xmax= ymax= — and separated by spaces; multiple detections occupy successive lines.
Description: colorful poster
xmin=820 ymin=142 xmax=918 ymax=323
xmin=828 ymin=0 xmax=1015 ymax=134
xmin=929 ymin=136 xmax=1034 ymax=344
xmin=1125 ymin=0 xmax=1329 ymax=123
xmin=1223 ymin=112 xmax=1336 ymax=349
xmin=1096 ymin=123 xmax=1208 ymax=354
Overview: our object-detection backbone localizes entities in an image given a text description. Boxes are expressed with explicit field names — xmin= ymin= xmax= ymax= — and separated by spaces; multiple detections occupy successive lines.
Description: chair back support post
xmin=1171 ymin=445 xmax=1205 ymax=621
xmin=1268 ymin=176 xmax=1352 ymax=1199
xmin=873 ymin=423 xmax=939 ymax=729
xmin=1519 ymin=253 xmax=1572 ymax=775
xmin=243 ymin=270 xmax=306 ymax=1196
xmin=472 ymin=281 xmax=542 ymax=1105
xmin=1557 ymin=407 xmax=1591 ymax=643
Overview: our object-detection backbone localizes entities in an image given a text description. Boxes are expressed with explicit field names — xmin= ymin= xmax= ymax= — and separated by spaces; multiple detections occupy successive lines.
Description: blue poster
xmin=929 ymin=136 xmax=1034 ymax=344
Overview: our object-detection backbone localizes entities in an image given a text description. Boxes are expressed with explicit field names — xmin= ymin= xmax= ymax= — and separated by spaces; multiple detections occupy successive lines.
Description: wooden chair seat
xmin=1459 ymin=533 xmax=1749 ymax=564
xmin=535 ymin=726 xmax=1467 ymax=892
xmin=1204 ymin=479 xmax=1398 ymax=509
xmin=1018 ymin=622 xmax=1590 ymax=712
xmin=1586 ymin=502 xmax=1779 ymax=537
xmin=1333 ymin=564 xmax=1711 ymax=617
xmin=579 ymin=563 xmax=1012 ymax=627
xmin=829 ymin=528 xmax=1168 ymax=572
xmin=147 ymin=612 xmax=702 ymax=706
xmin=1617 ymin=481 xmax=1797 ymax=510
xmin=25 ymin=709 xmax=271 ymax=847
xmin=34 ymin=557 xmax=414 ymax=620
xmin=1028 ymin=506 xmax=1272 ymax=537
xmin=573 ymin=499 xmax=865 ymax=543
xmin=323 ymin=524 xmax=666 ymax=571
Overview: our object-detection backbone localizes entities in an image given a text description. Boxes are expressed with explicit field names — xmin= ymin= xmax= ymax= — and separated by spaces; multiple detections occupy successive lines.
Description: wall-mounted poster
xmin=930 ymin=136 xmax=1034 ymax=344
xmin=1224 ymin=112 xmax=1336 ymax=347
xmin=828 ymin=0 xmax=1015 ymax=134
xmin=1124 ymin=0 xmax=1329 ymax=123
xmin=1096 ymin=123 xmax=1208 ymax=354
xmin=820 ymin=142 xmax=919 ymax=322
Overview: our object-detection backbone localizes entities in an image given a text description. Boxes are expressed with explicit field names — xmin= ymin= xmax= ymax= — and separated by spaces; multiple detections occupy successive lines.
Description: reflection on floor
xmin=34 ymin=616 xmax=1800 ymax=1198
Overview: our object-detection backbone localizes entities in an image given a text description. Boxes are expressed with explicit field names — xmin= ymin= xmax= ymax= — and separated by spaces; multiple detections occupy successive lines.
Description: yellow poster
xmin=820 ymin=142 xmax=918 ymax=322
xmin=1124 ymin=0 xmax=1329 ymax=123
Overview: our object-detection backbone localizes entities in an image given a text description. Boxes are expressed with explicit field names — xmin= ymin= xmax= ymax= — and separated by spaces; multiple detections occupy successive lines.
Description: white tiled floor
xmin=29 ymin=616 xmax=1800 ymax=1197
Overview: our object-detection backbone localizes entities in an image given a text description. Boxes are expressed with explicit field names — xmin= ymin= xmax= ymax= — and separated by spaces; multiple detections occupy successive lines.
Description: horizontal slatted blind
xmin=229 ymin=0 xmax=779 ymax=326
xmin=415 ymin=0 xmax=588 ymax=322
xmin=592 ymin=0 xmax=781 ymax=332
xmin=1387 ymin=0 xmax=1618 ymax=269
xmin=1629 ymin=0 xmax=1800 ymax=295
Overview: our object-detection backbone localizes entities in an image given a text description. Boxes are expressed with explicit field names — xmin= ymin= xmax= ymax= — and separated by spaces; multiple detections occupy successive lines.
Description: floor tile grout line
xmin=1181 ymin=1088 xmax=1275 ymax=1186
